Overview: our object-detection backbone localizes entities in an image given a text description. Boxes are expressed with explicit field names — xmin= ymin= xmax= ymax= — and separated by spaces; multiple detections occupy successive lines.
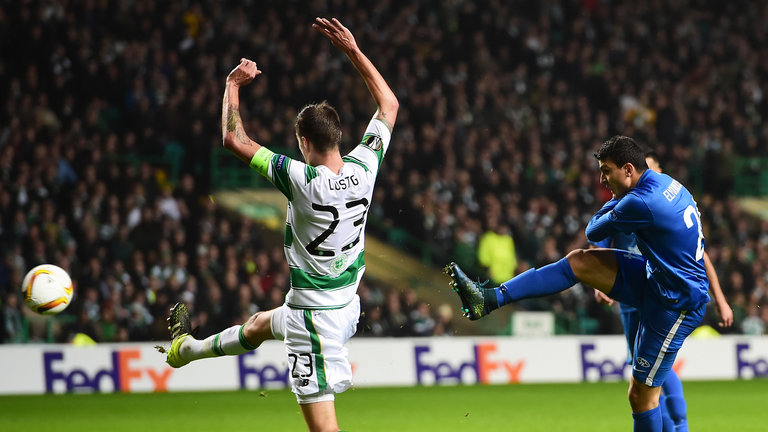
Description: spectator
xmin=2 ymin=1 xmax=768 ymax=341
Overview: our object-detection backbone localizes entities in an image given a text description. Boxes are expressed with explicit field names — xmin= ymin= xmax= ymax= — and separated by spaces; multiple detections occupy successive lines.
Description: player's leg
xmin=299 ymin=399 xmax=339 ymax=432
xmin=629 ymin=377 xmax=664 ymax=431
xmin=630 ymin=299 xmax=705 ymax=432
xmin=288 ymin=298 xmax=360 ymax=432
xmin=593 ymin=252 xmax=666 ymax=431
xmin=445 ymin=248 xmax=621 ymax=320
xmin=164 ymin=302 xmax=279 ymax=367
xmin=623 ymin=307 xmax=674 ymax=431
xmin=661 ymin=370 xmax=688 ymax=431
xmin=658 ymin=393 xmax=675 ymax=432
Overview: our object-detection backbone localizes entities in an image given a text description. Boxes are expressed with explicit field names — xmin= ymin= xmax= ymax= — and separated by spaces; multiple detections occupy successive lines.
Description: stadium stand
xmin=1 ymin=0 xmax=767 ymax=343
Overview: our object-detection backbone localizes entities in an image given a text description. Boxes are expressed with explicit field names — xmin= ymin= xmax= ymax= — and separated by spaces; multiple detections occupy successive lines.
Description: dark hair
xmin=294 ymin=101 xmax=342 ymax=153
xmin=594 ymin=135 xmax=648 ymax=171
xmin=645 ymin=150 xmax=661 ymax=167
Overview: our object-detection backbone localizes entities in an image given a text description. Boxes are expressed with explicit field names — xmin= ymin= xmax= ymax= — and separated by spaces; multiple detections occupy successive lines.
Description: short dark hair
xmin=294 ymin=101 xmax=342 ymax=153
xmin=594 ymin=135 xmax=648 ymax=171
xmin=645 ymin=150 xmax=661 ymax=167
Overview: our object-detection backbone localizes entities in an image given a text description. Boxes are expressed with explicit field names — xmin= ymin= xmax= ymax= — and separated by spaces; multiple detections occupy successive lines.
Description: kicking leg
xmin=162 ymin=302 xmax=276 ymax=367
xmin=444 ymin=248 xmax=618 ymax=319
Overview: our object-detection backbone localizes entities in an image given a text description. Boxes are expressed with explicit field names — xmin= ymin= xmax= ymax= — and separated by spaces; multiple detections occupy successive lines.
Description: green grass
xmin=1 ymin=380 xmax=766 ymax=431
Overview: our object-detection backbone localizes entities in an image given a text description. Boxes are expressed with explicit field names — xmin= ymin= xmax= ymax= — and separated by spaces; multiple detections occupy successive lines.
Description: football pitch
xmin=2 ymin=380 xmax=765 ymax=431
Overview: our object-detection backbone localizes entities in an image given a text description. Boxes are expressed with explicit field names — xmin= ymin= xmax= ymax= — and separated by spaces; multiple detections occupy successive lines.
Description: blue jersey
xmin=586 ymin=170 xmax=710 ymax=310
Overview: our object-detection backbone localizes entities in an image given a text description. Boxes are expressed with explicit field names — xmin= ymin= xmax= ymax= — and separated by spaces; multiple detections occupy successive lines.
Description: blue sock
xmin=495 ymin=257 xmax=578 ymax=307
xmin=662 ymin=372 xmax=688 ymax=432
xmin=633 ymin=406 xmax=663 ymax=432
xmin=658 ymin=394 xmax=674 ymax=432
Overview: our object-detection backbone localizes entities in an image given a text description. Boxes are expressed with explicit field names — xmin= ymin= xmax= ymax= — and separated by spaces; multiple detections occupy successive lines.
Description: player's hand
xmin=594 ymin=289 xmax=614 ymax=306
xmin=226 ymin=58 xmax=261 ymax=87
xmin=716 ymin=300 xmax=734 ymax=328
xmin=312 ymin=17 xmax=358 ymax=54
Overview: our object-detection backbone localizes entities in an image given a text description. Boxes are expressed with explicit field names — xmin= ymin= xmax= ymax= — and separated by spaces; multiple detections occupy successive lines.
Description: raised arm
xmin=313 ymin=17 xmax=399 ymax=132
xmin=703 ymin=251 xmax=733 ymax=327
xmin=221 ymin=58 xmax=263 ymax=163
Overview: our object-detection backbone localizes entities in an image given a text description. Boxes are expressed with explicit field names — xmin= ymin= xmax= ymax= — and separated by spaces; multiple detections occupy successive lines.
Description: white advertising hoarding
xmin=0 ymin=335 xmax=765 ymax=395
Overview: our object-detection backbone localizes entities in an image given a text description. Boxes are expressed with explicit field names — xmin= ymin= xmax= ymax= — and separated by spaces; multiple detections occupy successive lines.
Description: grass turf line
xmin=1 ymin=380 xmax=765 ymax=432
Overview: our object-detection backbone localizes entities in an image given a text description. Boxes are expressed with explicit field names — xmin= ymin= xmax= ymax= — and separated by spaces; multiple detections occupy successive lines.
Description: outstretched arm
xmin=703 ymin=251 xmax=733 ymax=327
xmin=222 ymin=58 xmax=263 ymax=163
xmin=313 ymin=17 xmax=399 ymax=132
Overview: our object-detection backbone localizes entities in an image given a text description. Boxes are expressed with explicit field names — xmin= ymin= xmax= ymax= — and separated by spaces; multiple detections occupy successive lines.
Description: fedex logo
xmin=238 ymin=351 xmax=290 ymax=389
xmin=44 ymin=349 xmax=172 ymax=393
xmin=736 ymin=343 xmax=768 ymax=378
xmin=581 ymin=343 xmax=629 ymax=381
xmin=414 ymin=342 xmax=524 ymax=385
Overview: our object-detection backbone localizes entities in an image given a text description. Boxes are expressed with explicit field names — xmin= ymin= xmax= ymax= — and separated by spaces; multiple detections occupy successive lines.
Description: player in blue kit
xmin=446 ymin=136 xmax=711 ymax=432
xmin=589 ymin=151 xmax=733 ymax=432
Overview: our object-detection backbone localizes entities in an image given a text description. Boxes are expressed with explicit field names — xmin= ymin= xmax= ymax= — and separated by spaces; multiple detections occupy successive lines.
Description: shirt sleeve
xmin=586 ymin=195 xmax=652 ymax=243
xmin=588 ymin=237 xmax=612 ymax=248
xmin=249 ymin=148 xmax=300 ymax=200
xmin=345 ymin=118 xmax=392 ymax=175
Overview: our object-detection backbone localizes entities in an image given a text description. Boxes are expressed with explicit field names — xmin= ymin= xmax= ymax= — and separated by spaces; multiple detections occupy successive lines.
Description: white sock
xmin=180 ymin=325 xmax=259 ymax=362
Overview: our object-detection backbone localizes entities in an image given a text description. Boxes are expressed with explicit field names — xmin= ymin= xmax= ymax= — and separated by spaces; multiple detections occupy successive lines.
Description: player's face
xmin=598 ymin=159 xmax=632 ymax=198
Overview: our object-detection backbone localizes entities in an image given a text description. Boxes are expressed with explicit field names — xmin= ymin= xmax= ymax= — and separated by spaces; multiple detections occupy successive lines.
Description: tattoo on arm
xmin=226 ymin=105 xmax=250 ymax=146
xmin=226 ymin=107 xmax=238 ymax=132
xmin=376 ymin=111 xmax=393 ymax=132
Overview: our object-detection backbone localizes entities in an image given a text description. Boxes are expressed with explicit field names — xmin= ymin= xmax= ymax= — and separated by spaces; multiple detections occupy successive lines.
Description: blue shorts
xmin=608 ymin=251 xmax=705 ymax=387
xmin=619 ymin=306 xmax=639 ymax=365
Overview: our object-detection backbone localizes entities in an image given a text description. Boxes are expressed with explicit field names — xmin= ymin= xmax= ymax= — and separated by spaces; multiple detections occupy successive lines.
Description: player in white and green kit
xmin=161 ymin=17 xmax=398 ymax=432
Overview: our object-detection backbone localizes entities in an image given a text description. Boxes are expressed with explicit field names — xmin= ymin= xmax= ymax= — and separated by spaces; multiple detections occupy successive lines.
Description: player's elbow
xmin=222 ymin=134 xmax=237 ymax=151
xmin=385 ymin=96 xmax=399 ymax=115
xmin=584 ymin=226 xmax=599 ymax=243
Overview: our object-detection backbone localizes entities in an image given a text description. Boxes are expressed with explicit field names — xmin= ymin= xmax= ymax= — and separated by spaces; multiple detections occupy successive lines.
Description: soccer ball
xmin=21 ymin=264 xmax=74 ymax=315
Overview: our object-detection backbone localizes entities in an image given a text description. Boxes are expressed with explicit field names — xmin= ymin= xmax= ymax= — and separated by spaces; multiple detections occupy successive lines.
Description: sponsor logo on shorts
xmin=636 ymin=357 xmax=651 ymax=368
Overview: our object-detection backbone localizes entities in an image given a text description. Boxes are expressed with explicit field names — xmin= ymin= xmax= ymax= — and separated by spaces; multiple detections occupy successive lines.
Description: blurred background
xmin=1 ymin=0 xmax=767 ymax=345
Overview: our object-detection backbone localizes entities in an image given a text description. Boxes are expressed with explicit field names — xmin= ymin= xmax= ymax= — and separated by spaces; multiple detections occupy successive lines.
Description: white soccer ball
xmin=21 ymin=264 xmax=74 ymax=315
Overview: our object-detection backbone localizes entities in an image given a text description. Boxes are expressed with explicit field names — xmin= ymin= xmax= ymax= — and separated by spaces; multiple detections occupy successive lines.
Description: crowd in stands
xmin=2 ymin=0 xmax=767 ymax=343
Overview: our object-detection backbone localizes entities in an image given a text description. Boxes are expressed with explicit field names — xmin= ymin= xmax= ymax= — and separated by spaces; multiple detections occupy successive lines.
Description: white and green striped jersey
xmin=249 ymin=118 xmax=391 ymax=309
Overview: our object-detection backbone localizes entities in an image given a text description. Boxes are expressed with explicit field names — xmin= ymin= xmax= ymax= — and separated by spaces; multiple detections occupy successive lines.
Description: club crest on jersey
xmin=362 ymin=134 xmax=382 ymax=151
xmin=330 ymin=253 xmax=348 ymax=276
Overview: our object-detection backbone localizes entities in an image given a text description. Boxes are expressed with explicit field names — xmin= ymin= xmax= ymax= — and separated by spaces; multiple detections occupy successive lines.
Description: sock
xmin=633 ymin=406 xmax=663 ymax=432
xmin=658 ymin=394 xmax=674 ymax=432
xmin=662 ymin=372 xmax=688 ymax=431
xmin=180 ymin=324 xmax=259 ymax=362
xmin=494 ymin=257 xmax=578 ymax=308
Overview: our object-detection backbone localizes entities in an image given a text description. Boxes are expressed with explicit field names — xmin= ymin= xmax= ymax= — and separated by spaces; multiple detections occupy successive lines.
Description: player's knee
xmin=627 ymin=382 xmax=658 ymax=413
xmin=565 ymin=249 xmax=590 ymax=276
xmin=243 ymin=312 xmax=268 ymax=340
xmin=627 ymin=386 xmax=642 ymax=408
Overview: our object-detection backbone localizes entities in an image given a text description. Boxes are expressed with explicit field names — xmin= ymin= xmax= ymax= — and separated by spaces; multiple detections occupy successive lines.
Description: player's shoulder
xmin=618 ymin=188 xmax=651 ymax=216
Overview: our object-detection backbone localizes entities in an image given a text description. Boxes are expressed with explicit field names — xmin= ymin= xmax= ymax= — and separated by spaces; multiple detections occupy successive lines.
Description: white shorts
xmin=270 ymin=295 xmax=360 ymax=402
